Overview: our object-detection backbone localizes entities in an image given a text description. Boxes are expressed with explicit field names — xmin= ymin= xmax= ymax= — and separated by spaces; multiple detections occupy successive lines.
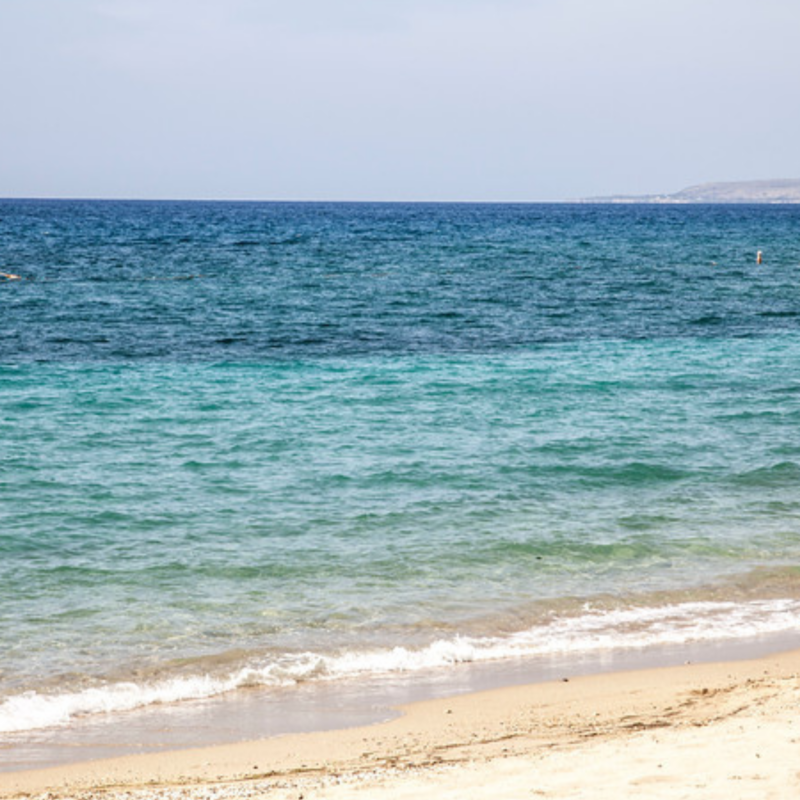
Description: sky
xmin=1 ymin=0 xmax=799 ymax=201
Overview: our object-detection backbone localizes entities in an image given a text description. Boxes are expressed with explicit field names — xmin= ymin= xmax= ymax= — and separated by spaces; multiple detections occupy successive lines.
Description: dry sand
xmin=2 ymin=649 xmax=800 ymax=799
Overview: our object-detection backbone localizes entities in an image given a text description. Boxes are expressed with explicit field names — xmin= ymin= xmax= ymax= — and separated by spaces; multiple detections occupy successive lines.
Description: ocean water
xmin=2 ymin=200 xmax=800 ymax=750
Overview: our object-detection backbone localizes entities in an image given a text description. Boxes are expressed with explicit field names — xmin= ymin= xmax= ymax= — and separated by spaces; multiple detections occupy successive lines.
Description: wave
xmin=3 ymin=597 xmax=800 ymax=734
xmin=732 ymin=461 xmax=800 ymax=487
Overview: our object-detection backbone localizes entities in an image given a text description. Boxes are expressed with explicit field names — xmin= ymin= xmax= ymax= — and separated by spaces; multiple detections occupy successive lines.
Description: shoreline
xmin=3 ymin=645 xmax=800 ymax=798
xmin=4 ymin=627 xmax=798 ymax=774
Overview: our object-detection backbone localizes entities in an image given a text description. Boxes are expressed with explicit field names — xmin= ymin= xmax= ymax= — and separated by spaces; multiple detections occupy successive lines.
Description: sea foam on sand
xmin=2 ymin=648 xmax=800 ymax=799
xmin=4 ymin=597 xmax=800 ymax=734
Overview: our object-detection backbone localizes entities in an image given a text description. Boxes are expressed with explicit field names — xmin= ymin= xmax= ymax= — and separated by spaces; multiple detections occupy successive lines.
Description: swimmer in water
xmin=0 ymin=271 xmax=22 ymax=280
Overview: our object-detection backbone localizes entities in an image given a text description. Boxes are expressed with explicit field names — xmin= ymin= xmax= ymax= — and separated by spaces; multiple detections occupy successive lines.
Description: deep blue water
xmin=4 ymin=200 xmax=800 ymax=361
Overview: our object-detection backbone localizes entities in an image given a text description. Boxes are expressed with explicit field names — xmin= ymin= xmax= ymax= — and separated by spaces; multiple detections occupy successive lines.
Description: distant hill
xmin=581 ymin=179 xmax=800 ymax=204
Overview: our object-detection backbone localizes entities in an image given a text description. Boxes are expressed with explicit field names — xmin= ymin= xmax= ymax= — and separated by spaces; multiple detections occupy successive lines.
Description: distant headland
xmin=579 ymin=179 xmax=800 ymax=204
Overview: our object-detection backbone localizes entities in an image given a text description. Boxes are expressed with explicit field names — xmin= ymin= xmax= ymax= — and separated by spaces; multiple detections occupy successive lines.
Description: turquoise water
xmin=2 ymin=201 xmax=800 ymax=737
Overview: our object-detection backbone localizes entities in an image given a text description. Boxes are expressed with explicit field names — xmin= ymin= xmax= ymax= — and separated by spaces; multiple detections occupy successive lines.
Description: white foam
xmin=3 ymin=597 xmax=800 ymax=734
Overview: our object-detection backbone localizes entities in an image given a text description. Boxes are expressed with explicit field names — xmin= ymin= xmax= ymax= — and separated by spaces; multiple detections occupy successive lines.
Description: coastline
xmin=3 ymin=646 xmax=799 ymax=799
xmin=4 ymin=198 xmax=800 ymax=799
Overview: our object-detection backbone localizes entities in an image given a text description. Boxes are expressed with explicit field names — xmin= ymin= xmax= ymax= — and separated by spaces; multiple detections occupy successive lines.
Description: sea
xmin=2 ymin=199 xmax=800 ymax=767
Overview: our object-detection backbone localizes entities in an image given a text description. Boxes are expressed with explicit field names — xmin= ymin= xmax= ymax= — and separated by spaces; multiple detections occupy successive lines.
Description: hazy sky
xmin=2 ymin=0 xmax=799 ymax=201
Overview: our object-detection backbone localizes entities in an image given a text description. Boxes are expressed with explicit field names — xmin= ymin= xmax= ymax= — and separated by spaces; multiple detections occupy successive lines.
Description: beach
xmin=2 ymin=647 xmax=799 ymax=799
xmin=3 ymin=201 xmax=800 ymax=797
xmin=6 ymin=0 xmax=800 ymax=782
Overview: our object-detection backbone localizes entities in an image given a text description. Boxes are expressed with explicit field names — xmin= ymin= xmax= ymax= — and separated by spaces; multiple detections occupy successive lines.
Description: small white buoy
xmin=756 ymin=250 xmax=763 ymax=265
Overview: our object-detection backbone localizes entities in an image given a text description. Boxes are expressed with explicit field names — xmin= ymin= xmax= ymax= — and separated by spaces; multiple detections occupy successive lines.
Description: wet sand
xmin=2 ymin=647 xmax=799 ymax=799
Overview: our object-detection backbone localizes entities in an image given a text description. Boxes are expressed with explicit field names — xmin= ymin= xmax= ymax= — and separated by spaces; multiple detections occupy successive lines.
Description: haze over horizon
xmin=2 ymin=0 xmax=799 ymax=202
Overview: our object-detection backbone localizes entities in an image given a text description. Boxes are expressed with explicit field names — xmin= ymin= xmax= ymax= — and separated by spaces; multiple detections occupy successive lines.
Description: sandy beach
xmin=2 ymin=648 xmax=799 ymax=800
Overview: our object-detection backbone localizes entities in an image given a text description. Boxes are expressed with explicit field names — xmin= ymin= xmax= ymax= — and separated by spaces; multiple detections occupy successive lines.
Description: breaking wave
xmin=4 ymin=597 xmax=800 ymax=734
